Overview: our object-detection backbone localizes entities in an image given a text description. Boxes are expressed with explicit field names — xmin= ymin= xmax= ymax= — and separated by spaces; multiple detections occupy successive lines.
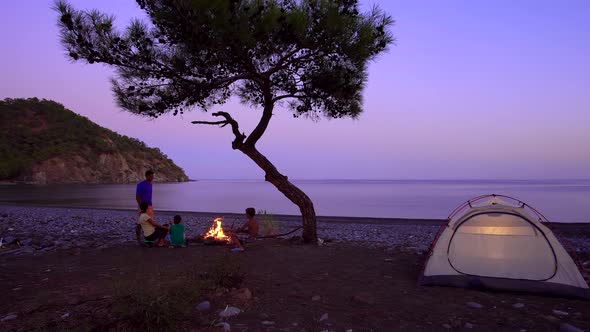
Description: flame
xmin=203 ymin=217 xmax=230 ymax=242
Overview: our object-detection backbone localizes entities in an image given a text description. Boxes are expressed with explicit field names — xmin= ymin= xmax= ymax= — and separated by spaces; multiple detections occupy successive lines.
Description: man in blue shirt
xmin=135 ymin=170 xmax=154 ymax=241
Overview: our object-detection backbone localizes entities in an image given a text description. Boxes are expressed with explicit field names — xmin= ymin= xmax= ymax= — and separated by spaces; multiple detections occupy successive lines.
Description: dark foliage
xmin=55 ymin=0 xmax=393 ymax=120
xmin=0 ymin=98 xmax=183 ymax=179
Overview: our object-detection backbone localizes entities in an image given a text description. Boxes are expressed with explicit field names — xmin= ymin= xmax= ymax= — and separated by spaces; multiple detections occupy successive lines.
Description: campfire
xmin=202 ymin=217 xmax=232 ymax=244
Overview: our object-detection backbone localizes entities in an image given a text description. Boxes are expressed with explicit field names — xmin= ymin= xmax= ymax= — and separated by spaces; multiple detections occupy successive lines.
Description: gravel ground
xmin=0 ymin=205 xmax=588 ymax=256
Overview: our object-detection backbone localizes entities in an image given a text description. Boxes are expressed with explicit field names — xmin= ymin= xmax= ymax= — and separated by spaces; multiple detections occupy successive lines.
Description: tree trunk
xmin=238 ymin=145 xmax=317 ymax=243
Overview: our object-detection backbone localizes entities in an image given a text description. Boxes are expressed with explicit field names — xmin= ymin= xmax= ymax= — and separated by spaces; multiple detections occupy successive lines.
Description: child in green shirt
xmin=169 ymin=215 xmax=186 ymax=247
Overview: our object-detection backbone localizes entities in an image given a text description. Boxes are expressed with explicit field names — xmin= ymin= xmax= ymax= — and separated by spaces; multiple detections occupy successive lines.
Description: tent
xmin=420 ymin=194 xmax=590 ymax=299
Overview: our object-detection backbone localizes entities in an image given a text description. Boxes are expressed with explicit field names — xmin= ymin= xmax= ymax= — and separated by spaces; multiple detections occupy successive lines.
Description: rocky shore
xmin=1 ymin=205 xmax=589 ymax=257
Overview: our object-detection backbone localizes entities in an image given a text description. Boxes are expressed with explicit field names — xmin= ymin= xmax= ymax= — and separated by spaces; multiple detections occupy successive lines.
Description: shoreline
xmin=1 ymin=204 xmax=589 ymax=257
xmin=0 ymin=202 xmax=448 ymax=226
xmin=2 ymin=203 xmax=589 ymax=226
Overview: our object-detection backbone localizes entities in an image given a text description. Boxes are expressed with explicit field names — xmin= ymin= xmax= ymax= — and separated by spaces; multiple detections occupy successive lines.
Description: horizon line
xmin=189 ymin=178 xmax=590 ymax=181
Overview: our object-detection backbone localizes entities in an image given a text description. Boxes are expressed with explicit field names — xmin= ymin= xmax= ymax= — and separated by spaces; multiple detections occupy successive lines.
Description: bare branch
xmin=191 ymin=120 xmax=227 ymax=126
xmin=212 ymin=111 xmax=245 ymax=146
xmin=193 ymin=111 xmax=246 ymax=149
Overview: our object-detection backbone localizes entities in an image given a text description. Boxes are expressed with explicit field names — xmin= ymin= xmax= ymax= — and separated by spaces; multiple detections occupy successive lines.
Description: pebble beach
xmin=1 ymin=205 xmax=589 ymax=256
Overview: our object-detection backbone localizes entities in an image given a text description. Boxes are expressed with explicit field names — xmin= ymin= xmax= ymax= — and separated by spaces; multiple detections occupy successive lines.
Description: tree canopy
xmin=56 ymin=0 xmax=393 ymax=122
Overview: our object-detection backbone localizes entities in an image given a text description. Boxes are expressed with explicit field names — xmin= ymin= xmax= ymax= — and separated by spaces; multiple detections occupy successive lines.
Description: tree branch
xmin=245 ymin=83 xmax=273 ymax=147
xmin=272 ymin=93 xmax=308 ymax=103
xmin=193 ymin=112 xmax=246 ymax=149
xmin=264 ymin=47 xmax=300 ymax=76
xmin=191 ymin=120 xmax=228 ymax=126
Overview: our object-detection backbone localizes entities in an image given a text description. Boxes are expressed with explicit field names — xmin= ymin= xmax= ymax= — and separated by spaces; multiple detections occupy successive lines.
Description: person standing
xmin=135 ymin=170 xmax=154 ymax=241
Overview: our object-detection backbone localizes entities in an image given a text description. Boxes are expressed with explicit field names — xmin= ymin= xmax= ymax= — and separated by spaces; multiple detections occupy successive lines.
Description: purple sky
xmin=1 ymin=1 xmax=589 ymax=180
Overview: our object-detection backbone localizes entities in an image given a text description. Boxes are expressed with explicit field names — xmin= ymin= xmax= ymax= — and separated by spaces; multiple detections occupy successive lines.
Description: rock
xmin=544 ymin=315 xmax=559 ymax=323
xmin=512 ymin=303 xmax=525 ymax=309
xmin=466 ymin=302 xmax=483 ymax=309
xmin=312 ymin=295 xmax=321 ymax=301
xmin=352 ymin=292 xmax=376 ymax=305
xmin=230 ymin=288 xmax=252 ymax=302
xmin=552 ymin=310 xmax=569 ymax=316
xmin=3 ymin=236 xmax=16 ymax=244
xmin=61 ymin=312 xmax=70 ymax=319
xmin=20 ymin=238 xmax=32 ymax=246
xmin=1 ymin=314 xmax=17 ymax=322
xmin=442 ymin=324 xmax=452 ymax=329
xmin=346 ymin=330 xmax=352 ymax=332
xmin=219 ymin=306 xmax=240 ymax=318
xmin=464 ymin=322 xmax=474 ymax=329
xmin=261 ymin=321 xmax=275 ymax=326
xmin=195 ymin=301 xmax=211 ymax=312
xmin=319 ymin=313 xmax=329 ymax=322
xmin=216 ymin=322 xmax=231 ymax=332
xmin=19 ymin=247 xmax=35 ymax=255
xmin=560 ymin=323 xmax=584 ymax=332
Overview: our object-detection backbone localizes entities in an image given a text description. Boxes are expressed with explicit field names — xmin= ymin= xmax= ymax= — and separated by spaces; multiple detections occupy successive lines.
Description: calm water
xmin=1 ymin=180 xmax=589 ymax=222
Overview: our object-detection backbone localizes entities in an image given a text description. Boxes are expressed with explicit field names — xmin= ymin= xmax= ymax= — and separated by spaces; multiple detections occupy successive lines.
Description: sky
xmin=1 ymin=1 xmax=589 ymax=180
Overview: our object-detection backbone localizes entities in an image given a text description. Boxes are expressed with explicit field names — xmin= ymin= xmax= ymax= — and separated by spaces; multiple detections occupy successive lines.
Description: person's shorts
xmin=145 ymin=227 xmax=167 ymax=242
xmin=236 ymin=233 xmax=256 ymax=243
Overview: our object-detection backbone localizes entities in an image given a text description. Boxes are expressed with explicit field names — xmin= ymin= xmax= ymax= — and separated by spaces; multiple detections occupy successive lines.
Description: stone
xmin=464 ymin=322 xmax=474 ymax=329
xmin=512 ymin=303 xmax=525 ymax=309
xmin=61 ymin=312 xmax=70 ymax=319
xmin=195 ymin=301 xmax=211 ymax=312
xmin=230 ymin=288 xmax=252 ymax=302
xmin=560 ymin=323 xmax=584 ymax=332
xmin=19 ymin=247 xmax=35 ymax=255
xmin=544 ymin=315 xmax=559 ymax=323
xmin=219 ymin=306 xmax=240 ymax=318
xmin=352 ymin=292 xmax=376 ymax=305
xmin=552 ymin=310 xmax=569 ymax=316
xmin=466 ymin=302 xmax=483 ymax=309
xmin=312 ymin=295 xmax=321 ymax=301
xmin=1 ymin=314 xmax=17 ymax=322
xmin=261 ymin=321 xmax=275 ymax=326
xmin=3 ymin=236 xmax=16 ymax=244
xmin=442 ymin=324 xmax=452 ymax=329
xmin=319 ymin=313 xmax=329 ymax=322
xmin=216 ymin=322 xmax=231 ymax=332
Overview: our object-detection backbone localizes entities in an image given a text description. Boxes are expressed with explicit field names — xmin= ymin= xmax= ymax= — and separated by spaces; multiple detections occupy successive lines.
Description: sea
xmin=0 ymin=179 xmax=589 ymax=222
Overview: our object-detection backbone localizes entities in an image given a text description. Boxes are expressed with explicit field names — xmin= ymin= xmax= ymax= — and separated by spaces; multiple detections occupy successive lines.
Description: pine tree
xmin=55 ymin=0 xmax=394 ymax=242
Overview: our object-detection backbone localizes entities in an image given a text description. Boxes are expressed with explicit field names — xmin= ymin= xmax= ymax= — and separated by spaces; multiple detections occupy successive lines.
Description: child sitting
xmin=169 ymin=215 xmax=186 ymax=247
xmin=229 ymin=207 xmax=259 ymax=252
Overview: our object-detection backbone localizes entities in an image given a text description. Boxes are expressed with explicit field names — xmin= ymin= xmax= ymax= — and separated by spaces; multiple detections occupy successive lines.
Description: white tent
xmin=420 ymin=194 xmax=590 ymax=299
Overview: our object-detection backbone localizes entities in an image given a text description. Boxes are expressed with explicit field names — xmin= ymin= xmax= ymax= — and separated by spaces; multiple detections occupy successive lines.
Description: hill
xmin=0 ymin=98 xmax=189 ymax=184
